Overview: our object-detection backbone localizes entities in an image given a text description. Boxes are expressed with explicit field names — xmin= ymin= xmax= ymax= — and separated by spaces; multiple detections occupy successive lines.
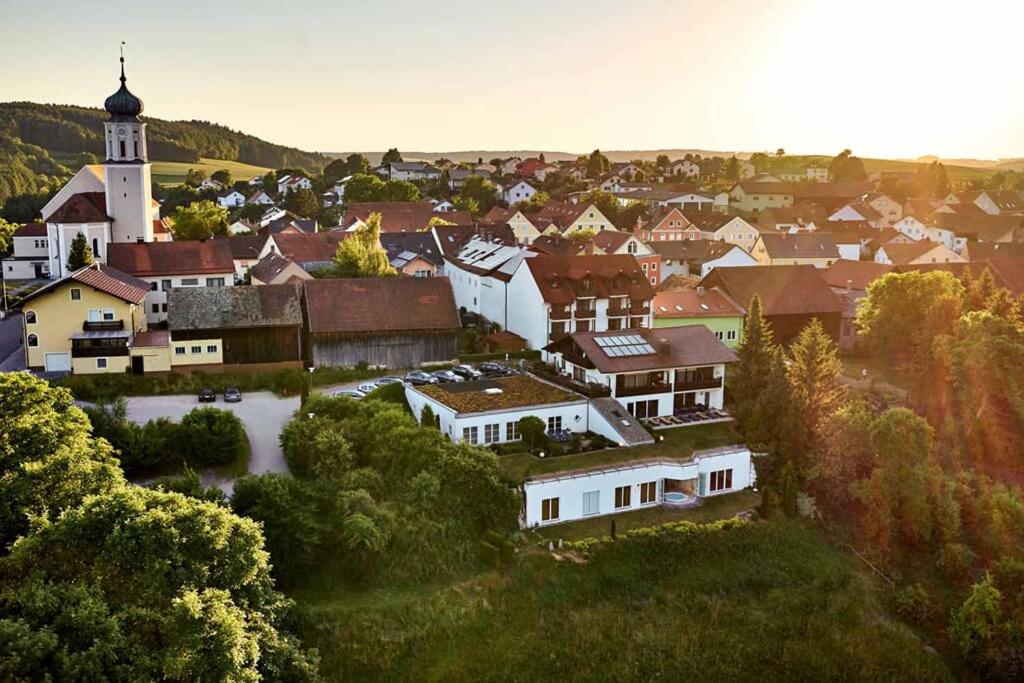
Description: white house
xmin=503 ymin=179 xmax=538 ymax=205
xmin=1 ymin=223 xmax=51 ymax=280
xmin=544 ymin=325 xmax=736 ymax=419
xmin=522 ymin=445 xmax=755 ymax=527
xmin=198 ymin=178 xmax=225 ymax=193
xmin=217 ymin=190 xmax=246 ymax=209
xmin=648 ymin=240 xmax=757 ymax=280
xmin=386 ymin=162 xmax=440 ymax=182
xmin=247 ymin=189 xmax=275 ymax=206
xmin=431 ymin=199 xmax=457 ymax=212
xmin=670 ymin=160 xmax=700 ymax=179
xmin=443 ymin=235 xmax=532 ymax=324
xmin=277 ymin=175 xmax=312 ymax=195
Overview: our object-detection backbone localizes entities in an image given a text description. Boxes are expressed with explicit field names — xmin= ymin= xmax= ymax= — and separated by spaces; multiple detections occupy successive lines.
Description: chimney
xmin=846 ymin=278 xmax=853 ymax=293
xmin=696 ymin=285 xmax=705 ymax=296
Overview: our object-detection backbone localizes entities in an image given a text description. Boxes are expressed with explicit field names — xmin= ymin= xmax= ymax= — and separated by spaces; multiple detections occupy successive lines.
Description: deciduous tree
xmin=171 ymin=200 xmax=229 ymax=240
xmin=333 ymin=213 xmax=395 ymax=278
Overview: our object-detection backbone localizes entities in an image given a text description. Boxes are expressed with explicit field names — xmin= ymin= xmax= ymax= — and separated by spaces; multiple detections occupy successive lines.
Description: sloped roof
xmin=823 ymin=259 xmax=894 ymax=291
xmin=653 ymin=287 xmax=745 ymax=319
xmin=250 ymin=254 xmax=310 ymax=284
xmin=432 ymin=223 xmax=517 ymax=259
xmin=19 ymin=264 xmax=149 ymax=308
xmin=304 ymin=277 xmax=460 ymax=334
xmin=344 ymin=202 xmax=471 ymax=233
xmin=530 ymin=234 xmax=595 ymax=257
xmin=168 ymin=284 xmax=303 ymax=330
xmin=13 ymin=222 xmax=46 ymax=237
xmin=107 ymin=240 xmax=234 ymax=277
xmin=879 ymin=240 xmax=946 ymax=265
xmin=379 ymin=232 xmax=444 ymax=266
xmin=225 ymin=234 xmax=268 ymax=260
xmin=549 ymin=326 xmax=737 ymax=374
xmin=699 ymin=265 xmax=843 ymax=317
xmin=647 ymin=238 xmax=745 ymax=263
xmin=525 ymin=254 xmax=654 ymax=305
xmin=48 ymin=192 xmax=110 ymax=224
xmin=757 ymin=233 xmax=839 ymax=259
xmin=273 ymin=232 xmax=349 ymax=264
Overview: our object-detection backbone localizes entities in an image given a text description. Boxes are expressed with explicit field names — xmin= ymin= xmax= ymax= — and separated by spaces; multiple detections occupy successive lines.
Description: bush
xmin=178 ymin=407 xmax=247 ymax=466
xmin=894 ymin=583 xmax=935 ymax=625
xmin=479 ymin=541 xmax=501 ymax=570
xmin=363 ymin=382 xmax=407 ymax=407
xmin=84 ymin=400 xmax=181 ymax=473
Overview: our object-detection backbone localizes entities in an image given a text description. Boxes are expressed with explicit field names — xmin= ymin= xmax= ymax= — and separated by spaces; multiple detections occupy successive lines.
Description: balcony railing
xmin=72 ymin=346 xmax=129 ymax=358
xmin=607 ymin=305 xmax=628 ymax=317
xmin=629 ymin=304 xmax=650 ymax=315
xmin=550 ymin=305 xmax=571 ymax=320
xmin=532 ymin=367 xmax=611 ymax=398
xmin=83 ymin=320 xmax=125 ymax=331
xmin=674 ymin=376 xmax=723 ymax=392
xmin=616 ymin=380 xmax=672 ymax=398
xmin=574 ymin=307 xmax=596 ymax=319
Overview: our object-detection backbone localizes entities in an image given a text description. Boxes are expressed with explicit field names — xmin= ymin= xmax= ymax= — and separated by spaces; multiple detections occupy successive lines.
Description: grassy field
xmin=293 ymin=518 xmax=951 ymax=681
xmin=498 ymin=422 xmax=741 ymax=481
xmin=533 ymin=488 xmax=760 ymax=541
xmin=151 ymin=157 xmax=271 ymax=186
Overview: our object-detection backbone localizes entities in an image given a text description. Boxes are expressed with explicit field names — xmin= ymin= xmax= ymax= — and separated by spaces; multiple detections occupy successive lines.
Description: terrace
xmin=418 ymin=374 xmax=583 ymax=414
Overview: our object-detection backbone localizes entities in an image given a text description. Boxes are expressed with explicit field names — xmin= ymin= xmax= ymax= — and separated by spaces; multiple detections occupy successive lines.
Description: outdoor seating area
xmin=645 ymin=404 xmax=731 ymax=429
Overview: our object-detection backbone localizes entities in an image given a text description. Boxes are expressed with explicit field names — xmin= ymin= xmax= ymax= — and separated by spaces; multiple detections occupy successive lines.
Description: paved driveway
xmin=126 ymin=391 xmax=300 ymax=495
xmin=0 ymin=313 xmax=25 ymax=372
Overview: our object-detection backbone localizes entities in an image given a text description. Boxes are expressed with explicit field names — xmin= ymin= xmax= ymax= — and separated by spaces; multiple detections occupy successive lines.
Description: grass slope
xmin=295 ymin=519 xmax=951 ymax=681
xmin=151 ymin=157 xmax=271 ymax=186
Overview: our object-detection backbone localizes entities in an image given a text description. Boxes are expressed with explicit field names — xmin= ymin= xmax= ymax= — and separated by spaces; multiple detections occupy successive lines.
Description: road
xmin=0 ymin=313 xmax=25 ymax=372
xmin=125 ymin=380 xmax=370 ymax=495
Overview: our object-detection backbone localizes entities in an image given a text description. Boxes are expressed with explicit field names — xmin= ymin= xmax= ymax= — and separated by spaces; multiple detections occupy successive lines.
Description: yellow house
xmin=752 ymin=233 xmax=839 ymax=269
xmin=729 ymin=181 xmax=794 ymax=215
xmin=20 ymin=264 xmax=151 ymax=374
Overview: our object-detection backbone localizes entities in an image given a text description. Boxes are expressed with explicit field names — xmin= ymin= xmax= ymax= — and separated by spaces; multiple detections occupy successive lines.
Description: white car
xmin=331 ymin=389 xmax=365 ymax=400
xmin=357 ymin=382 xmax=379 ymax=394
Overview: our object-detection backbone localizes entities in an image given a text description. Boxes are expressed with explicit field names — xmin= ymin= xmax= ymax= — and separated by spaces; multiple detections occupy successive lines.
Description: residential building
xmin=944 ymin=190 xmax=1024 ymax=215
xmin=106 ymin=240 xmax=235 ymax=324
xmin=384 ymin=162 xmax=440 ymax=182
xmin=823 ymin=260 xmax=895 ymax=350
xmin=2 ymin=223 xmax=51 ymax=279
xmin=618 ymin=188 xmax=716 ymax=212
xmin=217 ymin=190 xmax=246 ymax=209
xmin=637 ymin=207 xmax=702 ymax=242
xmin=276 ymin=174 xmax=313 ymax=194
xmin=751 ymin=233 xmax=839 ymax=268
xmin=341 ymin=201 xmax=471 ymax=233
xmin=874 ymin=240 xmax=965 ymax=266
xmin=652 ymin=287 xmax=745 ymax=347
xmin=483 ymin=206 xmax=542 ymax=244
xmin=226 ymin=234 xmax=268 ymax=282
xmin=249 ymin=254 xmax=312 ymax=286
xmin=247 ymin=189 xmax=275 ymax=206
xmin=268 ymin=232 xmax=348 ymax=272
xmin=683 ymin=212 xmax=763 ymax=251
xmin=502 ymin=179 xmax=538 ymax=205
xmin=380 ymin=232 xmax=444 ymax=277
xmin=304 ymin=277 xmax=460 ymax=368
xmin=505 ymin=255 xmax=655 ymax=351
xmin=728 ymin=181 xmax=794 ymax=214
xmin=531 ymin=201 xmax=617 ymax=236
xmin=17 ymin=264 xmax=151 ymax=373
xmin=805 ymin=164 xmax=828 ymax=182
xmin=591 ymin=231 xmax=661 ymax=286
xmin=648 ymin=240 xmax=757 ymax=280
xmin=699 ymin=265 xmax=844 ymax=344
xmin=669 ymin=159 xmax=700 ymax=178
xmin=442 ymin=234 xmax=531 ymax=323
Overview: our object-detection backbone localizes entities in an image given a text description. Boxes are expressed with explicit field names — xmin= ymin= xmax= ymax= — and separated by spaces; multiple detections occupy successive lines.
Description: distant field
xmin=151 ymin=158 xmax=271 ymax=186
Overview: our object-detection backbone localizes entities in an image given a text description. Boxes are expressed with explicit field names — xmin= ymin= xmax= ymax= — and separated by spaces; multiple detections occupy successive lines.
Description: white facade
xmin=522 ymin=446 xmax=755 ymax=527
xmin=503 ymin=180 xmax=537 ymax=205
xmin=46 ymin=223 xmax=112 ymax=280
xmin=218 ymin=191 xmax=246 ymax=209
xmin=698 ymin=246 xmax=758 ymax=279
xmin=837 ymin=242 xmax=861 ymax=261
xmin=670 ymin=160 xmax=700 ymax=178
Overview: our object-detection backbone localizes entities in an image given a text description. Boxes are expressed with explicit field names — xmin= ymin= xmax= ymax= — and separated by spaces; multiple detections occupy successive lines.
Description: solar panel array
xmin=593 ymin=334 xmax=656 ymax=357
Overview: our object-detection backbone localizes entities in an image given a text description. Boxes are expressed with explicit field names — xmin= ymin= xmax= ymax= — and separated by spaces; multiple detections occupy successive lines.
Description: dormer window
xmin=581 ymin=278 xmax=592 ymax=291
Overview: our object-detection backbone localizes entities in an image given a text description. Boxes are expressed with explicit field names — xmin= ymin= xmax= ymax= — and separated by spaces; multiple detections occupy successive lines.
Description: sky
xmin=3 ymin=0 xmax=1024 ymax=160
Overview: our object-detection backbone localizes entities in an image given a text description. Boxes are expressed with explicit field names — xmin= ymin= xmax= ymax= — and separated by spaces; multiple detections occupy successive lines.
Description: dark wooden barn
xmin=168 ymin=284 xmax=304 ymax=365
xmin=303 ymin=277 xmax=460 ymax=369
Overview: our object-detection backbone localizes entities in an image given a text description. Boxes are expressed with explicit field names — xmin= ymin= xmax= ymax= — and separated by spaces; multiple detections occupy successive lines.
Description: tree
xmin=731 ymin=295 xmax=775 ymax=438
xmin=420 ymin=404 xmax=437 ymax=429
xmin=178 ymin=407 xmax=247 ymax=466
xmin=66 ymin=232 xmax=93 ymax=270
xmin=171 ymin=200 xmax=229 ymax=240
xmin=586 ymin=149 xmax=610 ymax=178
xmin=787 ymin=318 xmax=846 ymax=460
xmin=517 ymin=190 xmax=550 ymax=211
xmin=0 ymin=217 xmax=17 ymax=257
xmin=380 ymin=180 xmax=420 ymax=202
xmin=184 ymin=168 xmax=208 ymax=187
xmin=333 ymin=213 xmax=396 ymax=278
xmin=916 ymin=161 xmax=949 ymax=198
xmin=828 ymin=149 xmax=867 ymax=182
xmin=457 ymin=176 xmax=498 ymax=215
xmin=517 ymin=416 xmax=546 ymax=450
xmin=808 ymin=400 xmax=875 ymax=513
xmin=342 ymin=173 xmax=386 ymax=203
xmin=210 ymin=169 xmax=232 ymax=187
xmin=948 ymin=573 xmax=1017 ymax=677
xmin=723 ymin=156 xmax=740 ymax=182
xmin=656 ymin=154 xmax=670 ymax=169
xmin=381 ymin=148 xmax=403 ymax=165
xmin=283 ymin=187 xmax=320 ymax=218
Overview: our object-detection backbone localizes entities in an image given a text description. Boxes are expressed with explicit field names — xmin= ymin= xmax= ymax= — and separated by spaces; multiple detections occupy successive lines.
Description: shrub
xmin=178 ymin=407 xmax=246 ymax=466
xmin=479 ymin=541 xmax=501 ymax=570
xmin=518 ymin=416 xmax=546 ymax=449
xmin=894 ymin=583 xmax=935 ymax=625
xmin=84 ymin=400 xmax=181 ymax=473
xmin=364 ymin=382 xmax=407 ymax=407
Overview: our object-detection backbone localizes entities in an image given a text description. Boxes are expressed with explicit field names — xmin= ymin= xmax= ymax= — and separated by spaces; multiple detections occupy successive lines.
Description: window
xmin=582 ymin=491 xmax=600 ymax=516
xmin=710 ymin=469 xmax=734 ymax=493
xmin=174 ymin=346 xmax=185 ymax=355
xmin=541 ymin=497 xmax=560 ymax=522
xmin=96 ymin=358 xmax=107 ymax=369
xmin=161 ymin=279 xmax=172 ymax=292
xmin=102 ymin=310 xmax=115 ymax=321
xmin=191 ymin=345 xmax=202 ymax=354
xmin=506 ymin=421 xmax=520 ymax=441
xmin=206 ymin=277 xmax=225 ymax=287
xmin=615 ymin=485 xmax=632 ymax=509
xmin=484 ymin=423 xmax=500 ymax=444
xmin=161 ymin=304 xmax=168 ymax=313
xmin=27 ymin=334 xmax=38 ymax=347
xmin=24 ymin=311 xmax=36 ymax=324
xmin=715 ymin=331 xmax=723 ymax=340
xmin=547 ymin=415 xmax=562 ymax=433
xmin=70 ymin=288 xmax=82 ymax=301
xmin=152 ymin=304 xmax=160 ymax=314
xmin=181 ymin=278 xmax=199 ymax=286
xmin=726 ymin=329 xmax=737 ymax=341
xmin=150 ymin=282 xmax=158 ymax=291
xmin=462 ymin=426 xmax=479 ymax=444
xmin=640 ymin=481 xmax=657 ymax=504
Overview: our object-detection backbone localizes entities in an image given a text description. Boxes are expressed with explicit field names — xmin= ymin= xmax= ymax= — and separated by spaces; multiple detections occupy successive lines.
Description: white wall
xmin=523 ymin=447 xmax=754 ymax=527
xmin=701 ymin=248 xmax=758 ymax=278
xmin=137 ymin=274 xmax=234 ymax=324
xmin=837 ymin=243 xmax=861 ymax=261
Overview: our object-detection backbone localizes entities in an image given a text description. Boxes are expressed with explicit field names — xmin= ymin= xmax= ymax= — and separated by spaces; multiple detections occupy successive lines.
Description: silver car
xmin=331 ymin=389 xmax=365 ymax=400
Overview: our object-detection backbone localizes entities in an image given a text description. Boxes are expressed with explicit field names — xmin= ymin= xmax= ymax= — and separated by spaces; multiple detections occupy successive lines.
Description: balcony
xmin=550 ymin=305 xmax=571 ymax=321
xmin=616 ymin=380 xmax=672 ymax=398
xmin=72 ymin=344 xmax=129 ymax=358
xmin=607 ymin=303 xmax=628 ymax=317
xmin=83 ymin=319 xmax=125 ymax=332
xmin=532 ymin=367 xmax=611 ymax=398
xmin=674 ymin=376 xmax=723 ymax=392
xmin=629 ymin=303 xmax=650 ymax=316
xmin=574 ymin=307 xmax=596 ymax=320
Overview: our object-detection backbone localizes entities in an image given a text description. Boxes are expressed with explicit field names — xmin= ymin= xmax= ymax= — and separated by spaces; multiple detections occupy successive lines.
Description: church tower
xmin=103 ymin=48 xmax=155 ymax=244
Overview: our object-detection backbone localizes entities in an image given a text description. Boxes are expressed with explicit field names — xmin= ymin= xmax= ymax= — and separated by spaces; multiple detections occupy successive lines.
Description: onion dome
xmin=104 ymin=56 xmax=144 ymax=122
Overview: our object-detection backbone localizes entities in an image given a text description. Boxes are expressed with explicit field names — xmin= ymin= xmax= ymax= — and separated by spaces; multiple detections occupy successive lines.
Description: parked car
xmin=224 ymin=387 xmax=242 ymax=403
xmin=451 ymin=364 xmax=482 ymax=380
xmin=198 ymin=388 xmax=216 ymax=403
xmin=374 ymin=376 xmax=404 ymax=386
xmin=331 ymin=389 xmax=365 ymax=400
xmin=357 ymin=382 xmax=379 ymax=395
xmin=431 ymin=369 xmax=463 ymax=383
xmin=479 ymin=361 xmax=514 ymax=377
xmin=405 ymin=371 xmax=439 ymax=386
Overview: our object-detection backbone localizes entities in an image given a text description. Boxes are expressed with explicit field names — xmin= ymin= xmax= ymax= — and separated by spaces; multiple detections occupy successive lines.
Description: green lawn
xmin=151 ymin=157 xmax=271 ymax=186
xmin=499 ymin=422 xmax=741 ymax=482
xmin=533 ymin=489 xmax=760 ymax=541
xmin=293 ymin=518 xmax=951 ymax=681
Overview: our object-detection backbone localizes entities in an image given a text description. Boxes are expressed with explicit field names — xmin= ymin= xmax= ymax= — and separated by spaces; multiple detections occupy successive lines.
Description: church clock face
xmin=116 ymin=125 xmax=128 ymax=135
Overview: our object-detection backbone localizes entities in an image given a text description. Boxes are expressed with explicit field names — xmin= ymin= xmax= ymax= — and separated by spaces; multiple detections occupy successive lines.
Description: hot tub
xmin=663 ymin=491 xmax=695 ymax=507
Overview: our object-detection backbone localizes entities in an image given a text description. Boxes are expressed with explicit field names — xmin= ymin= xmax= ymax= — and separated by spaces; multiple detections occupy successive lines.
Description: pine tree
xmin=66 ymin=232 xmax=94 ymax=270
xmin=731 ymin=294 xmax=775 ymax=437
xmin=333 ymin=212 xmax=395 ymax=278
xmin=967 ymin=267 xmax=998 ymax=311
xmin=787 ymin=319 xmax=846 ymax=464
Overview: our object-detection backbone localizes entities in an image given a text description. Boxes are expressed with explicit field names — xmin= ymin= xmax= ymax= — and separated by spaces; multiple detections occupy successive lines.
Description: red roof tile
xmin=525 ymin=254 xmax=654 ymax=305
xmin=343 ymin=202 xmax=471 ymax=233
xmin=48 ymin=192 xmax=110 ymax=224
xmin=303 ymin=277 xmax=460 ymax=334
xmin=699 ymin=265 xmax=843 ymax=317
xmin=823 ymin=259 xmax=894 ymax=291
xmin=273 ymin=232 xmax=349 ymax=264
xmin=107 ymin=240 xmax=234 ymax=277
xmin=13 ymin=222 xmax=46 ymax=237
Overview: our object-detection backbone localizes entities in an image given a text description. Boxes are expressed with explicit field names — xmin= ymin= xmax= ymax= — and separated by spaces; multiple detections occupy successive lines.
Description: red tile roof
xmin=699 ymin=265 xmax=843 ymax=317
xmin=71 ymin=264 xmax=150 ymax=304
xmin=525 ymin=254 xmax=654 ymax=305
xmin=878 ymin=240 xmax=945 ymax=265
xmin=272 ymin=232 xmax=349 ymax=264
xmin=48 ymin=192 xmax=110 ymax=224
xmin=343 ymin=202 xmax=471 ymax=233
xmin=548 ymin=325 xmax=737 ymax=374
xmin=107 ymin=240 xmax=234 ymax=277
xmin=13 ymin=222 xmax=46 ymax=237
xmin=303 ymin=277 xmax=460 ymax=334
xmin=653 ymin=287 xmax=745 ymax=319
xmin=823 ymin=259 xmax=894 ymax=291
xmin=757 ymin=233 xmax=839 ymax=259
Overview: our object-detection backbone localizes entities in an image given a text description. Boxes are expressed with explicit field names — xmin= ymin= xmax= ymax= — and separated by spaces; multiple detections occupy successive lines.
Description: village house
xmin=683 ymin=212 xmax=763 ymax=252
xmin=502 ymin=179 xmax=538 ymax=205
xmin=874 ymin=240 xmax=965 ymax=266
xmin=636 ymin=207 xmax=702 ymax=242
xmin=648 ymin=239 xmax=757 ymax=280
xmin=504 ymin=254 xmax=655 ymax=351
xmin=249 ymin=254 xmax=312 ymax=286
xmin=276 ymin=174 xmax=312 ymax=194
xmin=652 ymin=286 xmax=745 ymax=347
xmin=529 ymin=201 xmax=618 ymax=236
xmin=823 ymin=259 xmax=895 ymax=349
xmin=380 ymin=162 xmax=440 ymax=182
xmin=380 ymin=232 xmax=444 ymax=277
xmin=944 ymin=190 xmax=1024 ymax=216
xmin=669 ymin=159 xmax=701 ymax=179
xmin=751 ymin=233 xmax=839 ymax=268
xmin=106 ymin=240 xmax=236 ymax=325
xmin=216 ymin=190 xmax=246 ymax=209
xmin=618 ymin=188 xmax=716 ymax=213
xmin=699 ymin=265 xmax=843 ymax=344
xmin=267 ymin=232 xmax=348 ymax=272
xmin=304 ymin=277 xmax=460 ymax=369
xmin=482 ymin=206 xmax=542 ymax=244
xmin=226 ymin=234 xmax=268 ymax=282
xmin=442 ymin=233 xmax=529 ymax=324
xmin=247 ymin=189 xmax=275 ymax=206
xmin=2 ymin=223 xmax=51 ymax=279
xmin=728 ymin=180 xmax=794 ymax=215
xmin=341 ymin=201 xmax=471 ymax=233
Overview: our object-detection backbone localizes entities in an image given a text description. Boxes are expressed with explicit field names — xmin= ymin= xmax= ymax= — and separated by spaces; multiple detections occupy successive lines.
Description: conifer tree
xmin=333 ymin=212 xmax=395 ymax=278
xmin=66 ymin=232 xmax=94 ymax=270
xmin=731 ymin=294 xmax=775 ymax=437
xmin=787 ymin=318 xmax=846 ymax=462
